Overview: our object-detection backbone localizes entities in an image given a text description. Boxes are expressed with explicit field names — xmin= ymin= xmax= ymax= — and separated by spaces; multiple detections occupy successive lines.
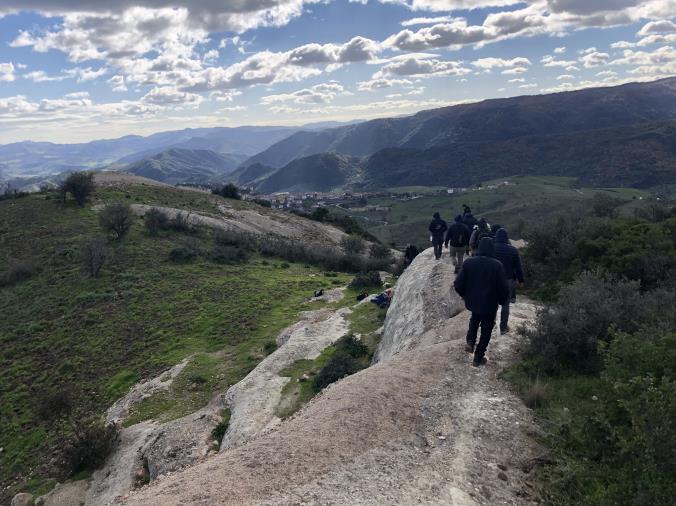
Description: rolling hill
xmin=117 ymin=148 xmax=246 ymax=184
xmin=255 ymin=153 xmax=360 ymax=193
xmin=243 ymin=77 xmax=676 ymax=170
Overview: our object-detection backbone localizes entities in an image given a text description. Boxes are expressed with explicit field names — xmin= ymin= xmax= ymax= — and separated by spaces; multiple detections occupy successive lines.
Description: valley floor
xmin=119 ymin=249 xmax=542 ymax=505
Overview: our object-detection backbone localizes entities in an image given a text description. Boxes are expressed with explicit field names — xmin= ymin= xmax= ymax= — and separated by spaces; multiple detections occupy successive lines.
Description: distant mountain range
xmin=113 ymin=148 xmax=247 ymax=185
xmin=244 ymin=77 xmax=676 ymax=170
xmin=0 ymin=120 xmax=363 ymax=178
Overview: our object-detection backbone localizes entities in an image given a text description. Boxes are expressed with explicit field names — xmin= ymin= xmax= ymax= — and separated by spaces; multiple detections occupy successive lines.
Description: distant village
xmin=237 ymin=181 xmax=517 ymax=212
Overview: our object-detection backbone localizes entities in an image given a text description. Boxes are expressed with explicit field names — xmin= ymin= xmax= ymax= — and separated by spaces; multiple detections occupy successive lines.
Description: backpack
xmin=448 ymin=224 xmax=467 ymax=247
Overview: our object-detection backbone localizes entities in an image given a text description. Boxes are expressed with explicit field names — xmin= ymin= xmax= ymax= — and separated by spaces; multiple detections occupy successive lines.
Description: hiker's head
xmin=478 ymin=218 xmax=488 ymax=230
xmin=477 ymin=237 xmax=495 ymax=257
xmin=490 ymin=223 xmax=502 ymax=235
xmin=433 ymin=212 xmax=440 ymax=219
xmin=495 ymin=228 xmax=509 ymax=244
xmin=454 ymin=215 xmax=463 ymax=223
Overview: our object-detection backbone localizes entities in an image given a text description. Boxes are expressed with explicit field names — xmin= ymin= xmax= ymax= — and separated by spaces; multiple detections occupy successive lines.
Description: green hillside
xmin=334 ymin=177 xmax=653 ymax=247
xmin=0 ymin=182 xmax=354 ymax=499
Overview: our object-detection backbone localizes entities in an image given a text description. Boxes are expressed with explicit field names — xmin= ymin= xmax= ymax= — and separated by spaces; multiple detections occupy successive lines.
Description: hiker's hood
xmin=433 ymin=212 xmax=440 ymax=219
xmin=454 ymin=215 xmax=463 ymax=223
xmin=495 ymin=228 xmax=509 ymax=244
xmin=477 ymin=218 xmax=488 ymax=230
xmin=477 ymin=237 xmax=495 ymax=257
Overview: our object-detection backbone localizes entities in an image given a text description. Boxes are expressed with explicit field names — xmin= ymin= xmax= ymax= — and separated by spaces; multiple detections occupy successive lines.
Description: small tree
xmin=81 ymin=237 xmax=108 ymax=278
xmin=369 ymin=242 xmax=392 ymax=260
xmin=341 ymin=235 xmax=365 ymax=255
xmin=60 ymin=171 xmax=95 ymax=207
xmin=592 ymin=193 xmax=622 ymax=218
xmin=99 ymin=202 xmax=133 ymax=240
xmin=311 ymin=207 xmax=329 ymax=222
xmin=144 ymin=207 xmax=169 ymax=235
xmin=213 ymin=183 xmax=241 ymax=200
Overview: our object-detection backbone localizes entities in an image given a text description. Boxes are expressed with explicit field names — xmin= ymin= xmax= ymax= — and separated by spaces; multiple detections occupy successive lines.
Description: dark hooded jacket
xmin=469 ymin=218 xmax=492 ymax=250
xmin=462 ymin=213 xmax=477 ymax=230
xmin=454 ymin=237 xmax=509 ymax=314
xmin=445 ymin=215 xmax=470 ymax=247
xmin=493 ymin=228 xmax=524 ymax=283
xmin=428 ymin=213 xmax=448 ymax=243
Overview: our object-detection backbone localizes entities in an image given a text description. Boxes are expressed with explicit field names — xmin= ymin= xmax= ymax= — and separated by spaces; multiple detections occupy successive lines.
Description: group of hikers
xmin=428 ymin=205 xmax=525 ymax=368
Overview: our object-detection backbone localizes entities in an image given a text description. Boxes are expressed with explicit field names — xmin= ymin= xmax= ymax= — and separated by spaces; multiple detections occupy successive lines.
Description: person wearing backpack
xmin=469 ymin=218 xmax=491 ymax=255
xmin=462 ymin=212 xmax=477 ymax=230
xmin=428 ymin=212 xmax=448 ymax=260
xmin=444 ymin=215 xmax=470 ymax=273
xmin=493 ymin=228 xmax=524 ymax=334
xmin=453 ymin=237 xmax=510 ymax=367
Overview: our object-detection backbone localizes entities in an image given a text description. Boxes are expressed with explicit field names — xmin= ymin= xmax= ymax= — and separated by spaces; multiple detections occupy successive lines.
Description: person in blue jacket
xmin=493 ymin=228 xmax=525 ymax=334
xmin=453 ymin=237 xmax=509 ymax=366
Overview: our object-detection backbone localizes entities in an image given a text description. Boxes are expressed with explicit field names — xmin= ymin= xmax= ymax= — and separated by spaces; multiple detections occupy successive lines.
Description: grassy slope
xmin=0 ymin=185 xmax=352 ymax=498
xmin=337 ymin=176 xmax=650 ymax=247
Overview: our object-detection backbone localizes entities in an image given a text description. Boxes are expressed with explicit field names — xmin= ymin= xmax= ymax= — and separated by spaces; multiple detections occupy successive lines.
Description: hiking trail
xmin=107 ymin=247 xmax=542 ymax=505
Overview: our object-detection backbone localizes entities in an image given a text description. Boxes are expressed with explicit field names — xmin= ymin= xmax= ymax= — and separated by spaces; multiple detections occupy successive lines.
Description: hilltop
xmin=0 ymin=173 xmax=388 ymax=503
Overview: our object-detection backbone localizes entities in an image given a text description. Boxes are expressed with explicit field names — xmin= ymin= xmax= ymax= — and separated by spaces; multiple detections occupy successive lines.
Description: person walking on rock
xmin=453 ymin=237 xmax=509 ymax=367
xmin=469 ymin=218 xmax=491 ymax=255
xmin=444 ymin=215 xmax=470 ymax=274
xmin=428 ymin=212 xmax=448 ymax=260
xmin=493 ymin=228 xmax=524 ymax=334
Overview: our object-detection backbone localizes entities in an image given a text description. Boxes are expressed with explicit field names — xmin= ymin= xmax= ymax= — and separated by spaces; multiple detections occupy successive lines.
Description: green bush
xmin=0 ymin=259 xmax=34 ymax=287
xmin=349 ymin=271 xmax=382 ymax=289
xmin=144 ymin=208 xmax=169 ymax=235
xmin=80 ymin=237 xmax=108 ymax=278
xmin=369 ymin=242 xmax=392 ymax=260
xmin=169 ymin=245 xmax=197 ymax=263
xmin=63 ymin=420 xmax=118 ymax=473
xmin=312 ymin=351 xmax=362 ymax=392
xmin=169 ymin=212 xmax=194 ymax=233
xmin=341 ymin=235 xmax=365 ymax=255
xmin=210 ymin=244 xmax=248 ymax=264
xmin=334 ymin=334 xmax=369 ymax=359
xmin=59 ymin=171 xmax=94 ymax=207
xmin=212 ymin=183 xmax=241 ymax=200
xmin=523 ymin=271 xmax=674 ymax=374
xmin=99 ymin=202 xmax=133 ymax=240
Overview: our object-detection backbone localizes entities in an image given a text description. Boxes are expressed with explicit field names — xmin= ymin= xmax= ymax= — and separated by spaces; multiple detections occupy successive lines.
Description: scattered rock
xmin=497 ymin=463 xmax=508 ymax=471
xmin=498 ymin=472 xmax=509 ymax=482
xmin=11 ymin=492 xmax=33 ymax=506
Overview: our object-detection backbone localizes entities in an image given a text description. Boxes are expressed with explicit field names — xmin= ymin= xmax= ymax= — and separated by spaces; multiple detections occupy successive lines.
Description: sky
xmin=0 ymin=0 xmax=675 ymax=144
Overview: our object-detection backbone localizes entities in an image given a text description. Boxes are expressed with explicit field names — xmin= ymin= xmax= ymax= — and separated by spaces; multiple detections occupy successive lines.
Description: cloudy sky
xmin=0 ymin=0 xmax=675 ymax=143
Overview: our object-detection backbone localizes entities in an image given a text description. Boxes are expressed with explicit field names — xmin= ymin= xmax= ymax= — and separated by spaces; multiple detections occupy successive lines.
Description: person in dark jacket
xmin=490 ymin=223 xmax=502 ymax=236
xmin=428 ymin=212 xmax=448 ymax=260
xmin=493 ymin=228 xmax=525 ymax=334
xmin=454 ymin=237 xmax=509 ymax=366
xmin=444 ymin=215 xmax=470 ymax=273
xmin=404 ymin=244 xmax=420 ymax=267
xmin=462 ymin=212 xmax=477 ymax=230
xmin=469 ymin=218 xmax=491 ymax=254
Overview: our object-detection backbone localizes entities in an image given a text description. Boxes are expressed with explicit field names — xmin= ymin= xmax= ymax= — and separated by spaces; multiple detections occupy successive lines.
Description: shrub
xmin=253 ymin=198 xmax=271 ymax=208
xmin=341 ymin=235 xmax=365 ymax=255
xmin=263 ymin=341 xmax=277 ymax=355
xmin=524 ymin=270 xmax=675 ymax=374
xmin=0 ymin=259 xmax=34 ymax=287
xmin=99 ymin=202 xmax=133 ymax=240
xmin=311 ymin=207 xmax=329 ymax=222
xmin=144 ymin=208 xmax=169 ymax=235
xmin=334 ymin=334 xmax=369 ymax=359
xmin=169 ymin=212 xmax=194 ymax=233
xmin=591 ymin=192 xmax=623 ymax=218
xmin=80 ymin=237 xmax=108 ymax=278
xmin=312 ymin=351 xmax=361 ymax=392
xmin=210 ymin=244 xmax=248 ymax=264
xmin=169 ymin=244 xmax=198 ymax=263
xmin=214 ymin=229 xmax=257 ymax=251
xmin=59 ymin=171 xmax=94 ymax=207
xmin=369 ymin=242 xmax=392 ymax=260
xmin=63 ymin=420 xmax=118 ymax=473
xmin=211 ymin=409 xmax=231 ymax=449
xmin=212 ymin=183 xmax=241 ymax=200
xmin=35 ymin=390 xmax=73 ymax=422
xmin=349 ymin=271 xmax=382 ymax=289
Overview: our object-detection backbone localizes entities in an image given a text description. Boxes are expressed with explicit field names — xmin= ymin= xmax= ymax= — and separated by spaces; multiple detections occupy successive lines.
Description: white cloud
xmin=637 ymin=19 xmax=676 ymax=36
xmin=507 ymin=77 xmax=525 ymax=83
xmin=401 ymin=16 xmax=455 ymax=27
xmin=261 ymin=81 xmax=349 ymax=105
xmin=0 ymin=62 xmax=16 ymax=82
xmin=471 ymin=56 xmax=531 ymax=70
xmin=23 ymin=70 xmax=65 ymax=82
xmin=540 ymin=55 xmax=578 ymax=67
xmin=107 ymin=75 xmax=127 ymax=92
xmin=373 ymin=57 xmax=471 ymax=78
xmin=518 ymin=83 xmax=537 ymax=89
xmin=141 ymin=86 xmax=203 ymax=106
xmin=209 ymin=90 xmax=242 ymax=102
xmin=554 ymin=46 xmax=566 ymax=53
xmin=357 ymin=78 xmax=414 ymax=91
xmin=501 ymin=66 xmax=528 ymax=74
xmin=580 ymin=50 xmax=610 ymax=68
xmin=557 ymin=74 xmax=574 ymax=80
xmin=611 ymin=40 xmax=636 ymax=49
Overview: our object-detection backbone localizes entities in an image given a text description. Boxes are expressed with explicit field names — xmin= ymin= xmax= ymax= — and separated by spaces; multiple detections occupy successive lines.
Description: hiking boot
xmin=465 ymin=343 xmax=475 ymax=353
xmin=472 ymin=356 xmax=488 ymax=366
xmin=500 ymin=325 xmax=510 ymax=335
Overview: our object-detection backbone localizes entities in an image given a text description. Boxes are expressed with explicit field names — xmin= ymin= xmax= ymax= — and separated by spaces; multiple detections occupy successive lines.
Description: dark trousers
xmin=500 ymin=279 xmax=516 ymax=330
xmin=466 ymin=311 xmax=497 ymax=359
xmin=432 ymin=240 xmax=443 ymax=259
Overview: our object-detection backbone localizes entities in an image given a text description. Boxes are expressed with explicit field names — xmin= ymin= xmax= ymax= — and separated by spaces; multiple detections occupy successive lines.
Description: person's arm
xmin=444 ymin=227 xmax=451 ymax=248
xmin=454 ymin=267 xmax=466 ymax=297
xmin=497 ymin=265 xmax=510 ymax=305
xmin=514 ymin=250 xmax=525 ymax=284
xmin=469 ymin=229 xmax=478 ymax=249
